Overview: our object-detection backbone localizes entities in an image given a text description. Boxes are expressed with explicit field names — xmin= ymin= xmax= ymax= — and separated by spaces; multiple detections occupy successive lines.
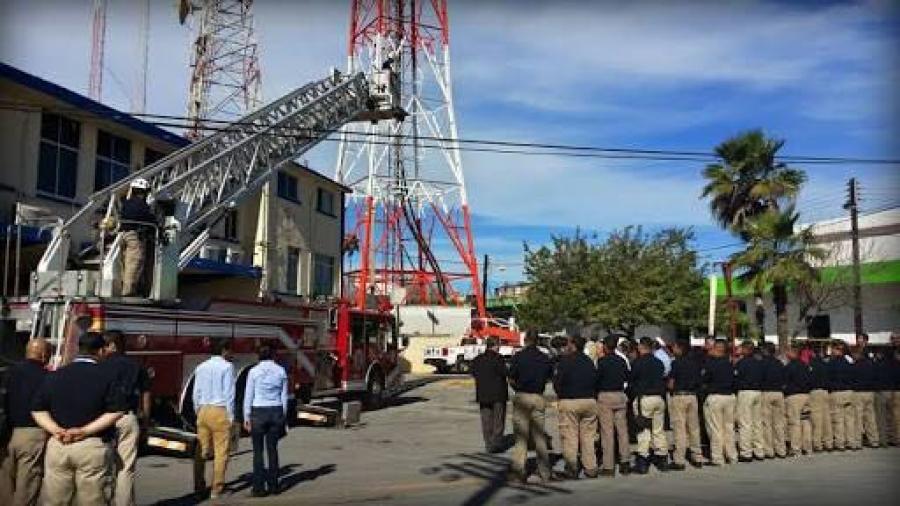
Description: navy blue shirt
xmin=508 ymin=346 xmax=553 ymax=394
xmin=874 ymin=357 xmax=895 ymax=391
xmin=554 ymin=352 xmax=597 ymax=399
xmin=596 ymin=354 xmax=628 ymax=392
xmin=703 ymin=357 xmax=734 ymax=395
xmin=784 ymin=359 xmax=812 ymax=396
xmin=630 ymin=354 xmax=666 ymax=396
xmin=810 ymin=356 xmax=829 ymax=390
xmin=670 ymin=355 xmax=702 ymax=393
xmin=827 ymin=356 xmax=855 ymax=391
xmin=119 ymin=196 xmax=156 ymax=232
xmin=5 ymin=359 xmax=47 ymax=428
xmin=762 ymin=356 xmax=786 ymax=392
xmin=853 ymin=357 xmax=877 ymax=392
xmin=735 ymin=356 xmax=765 ymax=390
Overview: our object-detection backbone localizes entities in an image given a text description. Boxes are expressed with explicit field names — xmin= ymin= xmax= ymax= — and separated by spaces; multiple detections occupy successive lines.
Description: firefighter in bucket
xmin=118 ymin=178 xmax=157 ymax=297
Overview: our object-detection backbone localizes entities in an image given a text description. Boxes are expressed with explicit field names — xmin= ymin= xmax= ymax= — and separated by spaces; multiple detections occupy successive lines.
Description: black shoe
xmin=251 ymin=489 xmax=269 ymax=498
xmin=689 ymin=460 xmax=704 ymax=468
xmin=652 ymin=455 xmax=669 ymax=472
xmin=669 ymin=463 xmax=686 ymax=471
xmin=599 ymin=469 xmax=616 ymax=477
xmin=618 ymin=462 xmax=632 ymax=476
xmin=705 ymin=462 xmax=722 ymax=467
xmin=738 ymin=456 xmax=754 ymax=463
xmin=583 ymin=469 xmax=599 ymax=479
xmin=633 ymin=457 xmax=650 ymax=475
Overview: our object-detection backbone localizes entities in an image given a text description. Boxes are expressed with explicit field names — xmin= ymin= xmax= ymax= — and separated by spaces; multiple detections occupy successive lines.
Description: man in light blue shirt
xmin=192 ymin=339 xmax=235 ymax=499
xmin=653 ymin=337 xmax=672 ymax=378
xmin=242 ymin=345 xmax=289 ymax=497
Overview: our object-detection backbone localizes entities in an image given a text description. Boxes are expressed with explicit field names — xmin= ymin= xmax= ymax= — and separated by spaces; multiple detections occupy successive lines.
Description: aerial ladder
xmin=29 ymin=68 xmax=401 ymax=346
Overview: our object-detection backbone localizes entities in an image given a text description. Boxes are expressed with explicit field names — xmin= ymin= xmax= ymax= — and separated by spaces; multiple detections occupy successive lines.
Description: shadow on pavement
xmin=420 ymin=451 xmax=572 ymax=506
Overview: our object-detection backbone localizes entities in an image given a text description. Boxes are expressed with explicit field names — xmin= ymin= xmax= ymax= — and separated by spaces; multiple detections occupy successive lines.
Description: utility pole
xmin=845 ymin=177 xmax=863 ymax=344
xmin=482 ymin=254 xmax=490 ymax=305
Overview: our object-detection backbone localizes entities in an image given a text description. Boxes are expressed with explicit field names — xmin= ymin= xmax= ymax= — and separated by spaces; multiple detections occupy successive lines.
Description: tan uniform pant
xmin=195 ymin=406 xmax=232 ymax=495
xmin=736 ymin=390 xmax=764 ymax=459
xmin=704 ymin=394 xmax=737 ymax=465
xmin=830 ymin=390 xmax=858 ymax=450
xmin=633 ymin=395 xmax=667 ymax=458
xmin=120 ymin=230 xmax=144 ymax=297
xmin=785 ymin=394 xmax=812 ymax=455
xmin=761 ymin=391 xmax=787 ymax=457
xmin=112 ymin=414 xmax=139 ymax=506
xmin=874 ymin=391 xmax=892 ymax=445
xmin=42 ymin=436 xmax=113 ymax=506
xmin=596 ymin=392 xmax=630 ymax=471
xmin=809 ymin=389 xmax=832 ymax=451
xmin=893 ymin=391 xmax=900 ymax=446
xmin=510 ymin=393 xmax=551 ymax=479
xmin=853 ymin=391 xmax=879 ymax=447
xmin=0 ymin=427 xmax=47 ymax=506
xmin=669 ymin=393 xmax=704 ymax=465
xmin=557 ymin=398 xmax=598 ymax=473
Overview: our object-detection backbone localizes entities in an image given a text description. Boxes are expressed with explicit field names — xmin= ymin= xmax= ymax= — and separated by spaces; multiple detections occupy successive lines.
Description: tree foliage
xmin=518 ymin=227 xmax=706 ymax=337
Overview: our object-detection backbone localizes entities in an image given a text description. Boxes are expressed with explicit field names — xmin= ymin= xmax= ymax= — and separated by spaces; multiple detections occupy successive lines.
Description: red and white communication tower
xmin=335 ymin=0 xmax=484 ymax=317
xmin=180 ymin=0 xmax=262 ymax=140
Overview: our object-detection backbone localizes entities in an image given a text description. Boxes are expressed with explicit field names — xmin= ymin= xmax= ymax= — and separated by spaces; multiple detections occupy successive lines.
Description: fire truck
xmin=4 ymin=66 xmax=406 ymax=450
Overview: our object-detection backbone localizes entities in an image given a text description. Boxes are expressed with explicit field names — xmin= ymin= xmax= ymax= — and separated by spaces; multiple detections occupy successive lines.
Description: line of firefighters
xmin=471 ymin=332 xmax=900 ymax=482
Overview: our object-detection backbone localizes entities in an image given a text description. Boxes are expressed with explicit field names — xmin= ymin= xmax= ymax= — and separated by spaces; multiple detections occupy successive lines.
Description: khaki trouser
xmin=510 ymin=393 xmax=550 ymax=479
xmin=596 ymin=392 xmax=630 ymax=471
xmin=632 ymin=395 xmax=666 ymax=458
xmin=557 ymin=398 xmax=599 ymax=473
xmin=809 ymin=389 xmax=832 ymax=451
xmin=195 ymin=406 xmax=232 ymax=495
xmin=874 ymin=391 xmax=892 ymax=446
xmin=736 ymin=390 xmax=764 ymax=459
xmin=704 ymin=394 xmax=737 ymax=465
xmin=761 ymin=391 xmax=787 ymax=457
xmin=785 ymin=394 xmax=812 ymax=455
xmin=830 ymin=390 xmax=858 ymax=450
xmin=893 ymin=391 xmax=900 ymax=445
xmin=112 ymin=414 xmax=139 ymax=506
xmin=120 ymin=230 xmax=144 ymax=297
xmin=853 ymin=391 xmax=880 ymax=447
xmin=42 ymin=436 xmax=113 ymax=506
xmin=669 ymin=393 xmax=705 ymax=465
xmin=0 ymin=427 xmax=47 ymax=506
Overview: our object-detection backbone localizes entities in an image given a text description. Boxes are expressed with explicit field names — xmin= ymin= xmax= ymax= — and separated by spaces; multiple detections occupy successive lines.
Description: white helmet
xmin=130 ymin=178 xmax=150 ymax=191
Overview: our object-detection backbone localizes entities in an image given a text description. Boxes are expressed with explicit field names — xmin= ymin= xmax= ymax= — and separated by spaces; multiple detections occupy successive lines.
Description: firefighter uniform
xmin=784 ymin=358 xmax=813 ymax=455
xmin=703 ymin=356 xmax=737 ymax=466
xmin=734 ymin=355 xmax=765 ymax=460
xmin=853 ymin=355 xmax=880 ymax=447
xmin=595 ymin=352 xmax=631 ymax=475
xmin=809 ymin=355 xmax=833 ymax=451
xmin=508 ymin=345 xmax=554 ymax=481
xmin=761 ymin=355 xmax=787 ymax=458
xmin=630 ymin=353 xmax=668 ymax=473
xmin=668 ymin=353 xmax=705 ymax=468
xmin=553 ymin=349 xmax=598 ymax=477
xmin=0 ymin=357 xmax=48 ymax=506
xmin=829 ymin=356 xmax=859 ymax=450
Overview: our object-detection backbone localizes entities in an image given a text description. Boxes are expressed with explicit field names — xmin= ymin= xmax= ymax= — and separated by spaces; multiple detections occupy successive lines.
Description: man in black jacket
xmin=507 ymin=330 xmax=554 ymax=483
xmin=595 ymin=336 xmax=631 ymax=477
xmin=667 ymin=340 xmax=705 ymax=470
xmin=734 ymin=341 xmax=765 ymax=461
xmin=630 ymin=337 xmax=668 ymax=474
xmin=784 ymin=346 xmax=812 ymax=456
xmin=471 ymin=338 xmax=508 ymax=454
xmin=760 ymin=342 xmax=787 ymax=458
xmin=702 ymin=339 xmax=737 ymax=466
xmin=852 ymin=347 xmax=880 ymax=447
xmin=828 ymin=341 xmax=858 ymax=450
xmin=553 ymin=336 xmax=598 ymax=479
xmin=808 ymin=347 xmax=832 ymax=451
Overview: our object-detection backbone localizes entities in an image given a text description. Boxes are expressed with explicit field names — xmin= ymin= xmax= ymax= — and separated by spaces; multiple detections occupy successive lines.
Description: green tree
xmin=731 ymin=208 xmax=825 ymax=349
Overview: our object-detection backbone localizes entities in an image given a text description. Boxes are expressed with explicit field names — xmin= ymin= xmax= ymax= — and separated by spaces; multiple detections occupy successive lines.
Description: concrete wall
xmin=398 ymin=305 xmax=472 ymax=338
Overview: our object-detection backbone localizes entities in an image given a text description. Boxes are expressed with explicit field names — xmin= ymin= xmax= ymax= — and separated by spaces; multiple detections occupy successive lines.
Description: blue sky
xmin=2 ymin=0 xmax=898 ymax=289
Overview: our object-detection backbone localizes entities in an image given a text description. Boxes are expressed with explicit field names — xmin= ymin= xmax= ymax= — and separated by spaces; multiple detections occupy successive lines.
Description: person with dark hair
xmin=852 ymin=346 xmax=880 ymax=448
xmin=507 ymin=329 xmax=554 ymax=483
xmin=808 ymin=346 xmax=832 ymax=452
xmin=828 ymin=341 xmax=858 ymax=451
xmin=0 ymin=338 xmax=50 ymax=506
xmin=31 ymin=332 xmax=125 ymax=505
xmin=703 ymin=339 xmax=737 ymax=466
xmin=595 ymin=335 xmax=631 ymax=477
xmin=192 ymin=338 xmax=235 ymax=499
xmin=553 ymin=335 xmax=598 ymax=479
xmin=783 ymin=346 xmax=813 ymax=456
xmin=760 ymin=342 xmax=787 ymax=458
xmin=734 ymin=340 xmax=765 ymax=462
xmin=471 ymin=338 xmax=508 ymax=454
xmin=242 ymin=345 xmax=288 ymax=497
xmin=630 ymin=337 xmax=668 ymax=474
xmin=667 ymin=339 xmax=705 ymax=470
xmin=100 ymin=330 xmax=152 ymax=506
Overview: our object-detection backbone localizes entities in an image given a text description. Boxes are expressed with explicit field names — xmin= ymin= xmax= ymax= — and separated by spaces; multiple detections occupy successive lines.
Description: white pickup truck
xmin=423 ymin=338 xmax=525 ymax=374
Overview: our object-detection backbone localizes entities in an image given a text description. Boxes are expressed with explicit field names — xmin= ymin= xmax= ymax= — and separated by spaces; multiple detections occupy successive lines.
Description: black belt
xmin=673 ymin=391 xmax=697 ymax=396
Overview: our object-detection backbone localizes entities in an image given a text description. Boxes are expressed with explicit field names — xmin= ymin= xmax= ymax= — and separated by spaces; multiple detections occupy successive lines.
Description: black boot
xmin=652 ymin=454 xmax=669 ymax=472
xmin=618 ymin=462 xmax=632 ymax=476
xmin=633 ymin=456 xmax=650 ymax=475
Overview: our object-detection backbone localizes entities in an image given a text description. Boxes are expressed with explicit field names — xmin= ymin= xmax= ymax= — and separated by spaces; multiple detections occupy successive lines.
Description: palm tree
xmin=701 ymin=129 xmax=807 ymax=338
xmin=730 ymin=208 xmax=825 ymax=350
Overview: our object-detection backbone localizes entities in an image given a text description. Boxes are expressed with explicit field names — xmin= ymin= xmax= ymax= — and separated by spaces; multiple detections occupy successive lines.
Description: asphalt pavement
xmin=136 ymin=376 xmax=900 ymax=506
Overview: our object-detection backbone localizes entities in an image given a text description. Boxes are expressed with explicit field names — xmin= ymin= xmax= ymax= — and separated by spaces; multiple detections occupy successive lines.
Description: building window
xmin=277 ymin=171 xmax=299 ymax=202
xmin=37 ymin=113 xmax=80 ymax=199
xmin=222 ymin=210 xmax=238 ymax=241
xmin=95 ymin=130 xmax=131 ymax=190
xmin=144 ymin=148 xmax=165 ymax=167
xmin=316 ymin=188 xmax=336 ymax=216
xmin=808 ymin=315 xmax=831 ymax=339
xmin=313 ymin=253 xmax=335 ymax=297
xmin=285 ymin=247 xmax=300 ymax=294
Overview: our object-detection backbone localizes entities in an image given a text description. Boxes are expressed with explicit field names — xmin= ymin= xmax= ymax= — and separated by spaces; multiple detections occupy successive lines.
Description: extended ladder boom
xmin=34 ymin=69 xmax=399 ymax=300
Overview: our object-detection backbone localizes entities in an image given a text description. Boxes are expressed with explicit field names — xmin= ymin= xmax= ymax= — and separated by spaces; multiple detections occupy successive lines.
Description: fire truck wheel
xmin=455 ymin=357 xmax=470 ymax=374
xmin=365 ymin=370 xmax=385 ymax=410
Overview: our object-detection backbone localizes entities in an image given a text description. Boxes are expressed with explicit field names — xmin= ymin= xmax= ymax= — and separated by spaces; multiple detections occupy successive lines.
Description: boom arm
xmin=35 ymin=69 xmax=399 ymax=300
